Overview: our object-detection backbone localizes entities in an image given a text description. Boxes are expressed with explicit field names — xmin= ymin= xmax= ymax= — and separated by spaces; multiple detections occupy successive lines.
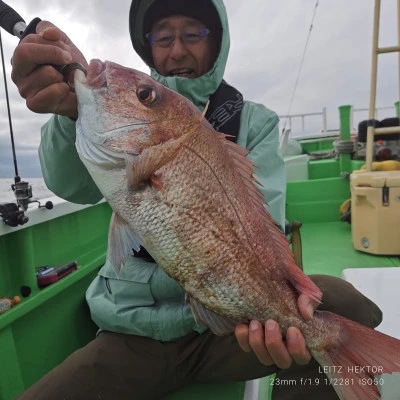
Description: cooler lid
xmin=351 ymin=170 xmax=400 ymax=188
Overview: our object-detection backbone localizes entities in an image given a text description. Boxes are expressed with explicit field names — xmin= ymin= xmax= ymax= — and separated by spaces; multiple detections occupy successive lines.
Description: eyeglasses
xmin=146 ymin=27 xmax=210 ymax=48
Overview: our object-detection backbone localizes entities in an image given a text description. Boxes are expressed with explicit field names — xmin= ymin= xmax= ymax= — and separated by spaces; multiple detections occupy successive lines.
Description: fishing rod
xmin=0 ymin=0 xmax=40 ymax=180
xmin=281 ymin=1 xmax=319 ymax=138
xmin=0 ymin=1 xmax=53 ymax=227
xmin=0 ymin=1 xmax=40 ymax=39
xmin=0 ymin=29 xmax=18 ymax=176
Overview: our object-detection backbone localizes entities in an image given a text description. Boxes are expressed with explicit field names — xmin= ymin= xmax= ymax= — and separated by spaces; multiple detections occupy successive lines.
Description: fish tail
xmin=311 ymin=311 xmax=400 ymax=400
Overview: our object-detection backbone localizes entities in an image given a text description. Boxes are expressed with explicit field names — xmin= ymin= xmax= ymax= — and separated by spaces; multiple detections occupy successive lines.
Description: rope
xmin=308 ymin=150 xmax=335 ymax=161
xmin=308 ymin=140 xmax=354 ymax=161
xmin=281 ymin=1 xmax=319 ymax=135
xmin=334 ymin=140 xmax=355 ymax=155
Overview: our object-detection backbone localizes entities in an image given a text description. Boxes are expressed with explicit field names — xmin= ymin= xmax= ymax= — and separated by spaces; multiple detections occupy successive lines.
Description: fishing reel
xmin=0 ymin=202 xmax=27 ymax=227
xmin=0 ymin=178 xmax=53 ymax=227
xmin=12 ymin=179 xmax=32 ymax=211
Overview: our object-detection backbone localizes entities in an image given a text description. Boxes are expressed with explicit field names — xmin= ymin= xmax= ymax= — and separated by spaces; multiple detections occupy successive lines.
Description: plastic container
xmin=284 ymin=154 xmax=310 ymax=182
xmin=351 ymin=170 xmax=400 ymax=254
xmin=0 ymin=296 xmax=21 ymax=315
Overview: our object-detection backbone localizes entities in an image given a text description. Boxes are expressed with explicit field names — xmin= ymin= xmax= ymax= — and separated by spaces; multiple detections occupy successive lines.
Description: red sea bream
xmin=74 ymin=59 xmax=400 ymax=400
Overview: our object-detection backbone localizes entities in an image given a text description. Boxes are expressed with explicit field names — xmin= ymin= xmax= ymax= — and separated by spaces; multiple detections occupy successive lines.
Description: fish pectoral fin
xmin=125 ymin=115 xmax=203 ymax=190
xmin=188 ymin=297 xmax=245 ymax=336
xmin=125 ymin=137 xmax=187 ymax=190
xmin=108 ymin=212 xmax=141 ymax=274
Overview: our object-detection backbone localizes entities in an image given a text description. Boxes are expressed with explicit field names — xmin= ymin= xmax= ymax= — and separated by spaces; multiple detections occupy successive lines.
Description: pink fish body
xmin=74 ymin=60 xmax=400 ymax=400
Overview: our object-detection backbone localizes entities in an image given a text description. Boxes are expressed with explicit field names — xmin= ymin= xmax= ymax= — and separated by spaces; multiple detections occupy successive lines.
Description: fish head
xmin=74 ymin=59 xmax=203 ymax=160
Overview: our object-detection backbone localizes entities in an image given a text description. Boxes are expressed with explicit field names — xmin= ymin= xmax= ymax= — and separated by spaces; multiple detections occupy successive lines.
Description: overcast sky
xmin=0 ymin=0 xmax=399 ymax=178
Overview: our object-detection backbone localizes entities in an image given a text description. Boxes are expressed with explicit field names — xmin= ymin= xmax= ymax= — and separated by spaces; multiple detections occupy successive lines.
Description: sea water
xmin=0 ymin=178 xmax=55 ymax=203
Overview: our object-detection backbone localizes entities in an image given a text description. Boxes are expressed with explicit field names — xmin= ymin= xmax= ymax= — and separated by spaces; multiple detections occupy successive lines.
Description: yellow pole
xmin=366 ymin=0 xmax=381 ymax=172
xmin=398 ymin=0 xmax=400 ymax=104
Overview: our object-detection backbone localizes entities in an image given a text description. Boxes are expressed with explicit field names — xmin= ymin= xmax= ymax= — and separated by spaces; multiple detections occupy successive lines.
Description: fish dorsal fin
xmin=108 ymin=212 xmax=141 ymax=274
xmin=218 ymin=134 xmax=322 ymax=304
xmin=127 ymin=104 xmax=208 ymax=190
xmin=217 ymin=133 xmax=270 ymax=217
xmin=188 ymin=296 xmax=247 ymax=335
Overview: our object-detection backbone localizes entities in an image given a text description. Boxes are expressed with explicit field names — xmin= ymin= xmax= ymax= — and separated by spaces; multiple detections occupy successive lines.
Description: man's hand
xmin=235 ymin=294 xmax=318 ymax=368
xmin=11 ymin=21 xmax=87 ymax=119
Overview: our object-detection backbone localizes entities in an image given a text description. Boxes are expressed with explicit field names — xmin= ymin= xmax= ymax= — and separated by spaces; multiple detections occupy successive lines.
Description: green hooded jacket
xmin=38 ymin=0 xmax=286 ymax=341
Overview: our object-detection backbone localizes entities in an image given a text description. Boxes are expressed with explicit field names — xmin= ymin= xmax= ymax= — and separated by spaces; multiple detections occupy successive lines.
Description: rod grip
xmin=19 ymin=17 xmax=41 ymax=40
xmin=0 ymin=0 xmax=25 ymax=35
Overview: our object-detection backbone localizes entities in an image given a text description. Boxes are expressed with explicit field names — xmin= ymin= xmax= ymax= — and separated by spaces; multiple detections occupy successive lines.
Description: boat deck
xmin=1 ymin=156 xmax=400 ymax=400
xmin=300 ymin=221 xmax=400 ymax=277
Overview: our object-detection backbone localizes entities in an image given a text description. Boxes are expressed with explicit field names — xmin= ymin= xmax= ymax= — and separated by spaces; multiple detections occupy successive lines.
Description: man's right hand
xmin=11 ymin=21 xmax=88 ymax=120
xmin=235 ymin=294 xmax=318 ymax=369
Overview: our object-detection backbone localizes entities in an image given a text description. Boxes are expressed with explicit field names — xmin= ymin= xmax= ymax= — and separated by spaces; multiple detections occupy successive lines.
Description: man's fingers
xmin=249 ymin=320 xmax=274 ymax=366
xmin=25 ymin=82 xmax=69 ymax=113
xmin=37 ymin=23 xmax=88 ymax=68
xmin=298 ymin=293 xmax=319 ymax=321
xmin=235 ymin=324 xmax=251 ymax=352
xmin=26 ymin=83 xmax=76 ymax=117
xmin=12 ymin=27 xmax=73 ymax=81
xmin=236 ymin=320 xmax=312 ymax=370
xmin=286 ymin=327 xmax=312 ymax=365
xmin=10 ymin=21 xmax=82 ymax=118
xmin=17 ymin=65 xmax=64 ymax=99
xmin=36 ymin=22 xmax=59 ymax=37
xmin=12 ymin=43 xmax=72 ymax=78
xmin=264 ymin=320 xmax=292 ymax=369
xmin=14 ymin=62 xmax=78 ymax=118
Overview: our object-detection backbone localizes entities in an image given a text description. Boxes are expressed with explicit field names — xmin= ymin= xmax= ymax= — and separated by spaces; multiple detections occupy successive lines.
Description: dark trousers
xmin=16 ymin=275 xmax=382 ymax=400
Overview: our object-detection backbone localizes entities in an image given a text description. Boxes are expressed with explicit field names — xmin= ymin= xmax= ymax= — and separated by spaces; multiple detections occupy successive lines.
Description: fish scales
xmin=74 ymin=59 xmax=400 ymax=400
xmin=157 ymin=125 xmax=295 ymax=322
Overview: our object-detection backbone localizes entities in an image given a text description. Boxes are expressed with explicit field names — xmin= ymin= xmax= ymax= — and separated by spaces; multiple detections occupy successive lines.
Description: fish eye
xmin=137 ymin=86 xmax=158 ymax=105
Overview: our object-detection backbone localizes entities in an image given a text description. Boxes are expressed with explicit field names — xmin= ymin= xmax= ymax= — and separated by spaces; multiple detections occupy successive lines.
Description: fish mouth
xmin=74 ymin=59 xmax=107 ymax=89
xmin=74 ymin=59 xmax=160 ymax=157
xmin=76 ymin=59 xmax=151 ymax=137
xmin=85 ymin=59 xmax=108 ymax=88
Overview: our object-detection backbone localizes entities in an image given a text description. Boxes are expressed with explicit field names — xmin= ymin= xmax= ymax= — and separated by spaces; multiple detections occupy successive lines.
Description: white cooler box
xmin=350 ymin=170 xmax=400 ymax=255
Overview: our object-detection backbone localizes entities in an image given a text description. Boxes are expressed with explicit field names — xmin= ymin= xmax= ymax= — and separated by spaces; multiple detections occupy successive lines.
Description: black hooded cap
xmin=129 ymin=0 xmax=222 ymax=68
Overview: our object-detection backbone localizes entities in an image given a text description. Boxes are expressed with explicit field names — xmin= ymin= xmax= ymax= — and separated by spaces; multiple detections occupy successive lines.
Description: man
xmin=11 ymin=1 xmax=381 ymax=399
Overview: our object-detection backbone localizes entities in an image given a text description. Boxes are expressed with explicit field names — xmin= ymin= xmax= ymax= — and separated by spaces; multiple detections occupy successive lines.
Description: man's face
xmin=149 ymin=15 xmax=215 ymax=79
